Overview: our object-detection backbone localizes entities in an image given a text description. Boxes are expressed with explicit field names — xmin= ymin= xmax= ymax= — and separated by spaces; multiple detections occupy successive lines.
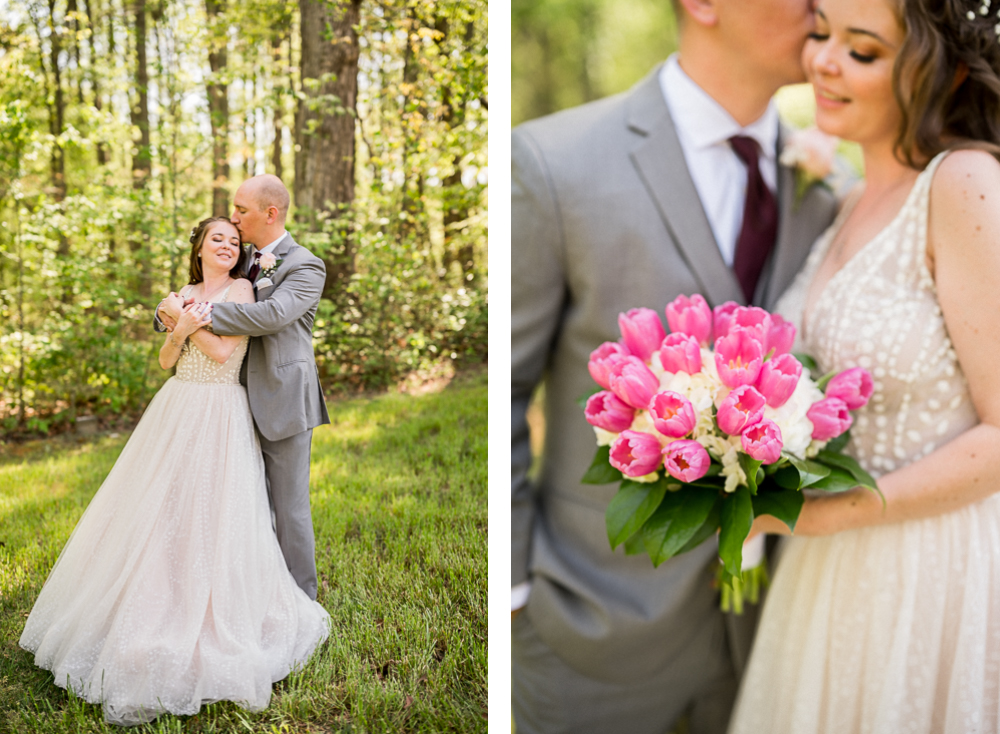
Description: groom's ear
xmin=677 ymin=0 xmax=720 ymax=28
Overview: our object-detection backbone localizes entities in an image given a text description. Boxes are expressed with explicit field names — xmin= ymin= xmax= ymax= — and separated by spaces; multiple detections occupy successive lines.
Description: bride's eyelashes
xmin=850 ymin=50 xmax=877 ymax=64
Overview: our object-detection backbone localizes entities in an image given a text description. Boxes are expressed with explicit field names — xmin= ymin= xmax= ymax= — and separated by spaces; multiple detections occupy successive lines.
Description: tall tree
xmin=129 ymin=0 xmax=152 ymax=297
xmin=206 ymin=0 xmax=230 ymax=216
xmin=295 ymin=0 xmax=361 ymax=300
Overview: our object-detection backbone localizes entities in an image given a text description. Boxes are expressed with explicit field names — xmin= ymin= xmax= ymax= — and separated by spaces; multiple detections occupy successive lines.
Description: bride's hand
xmin=174 ymin=302 xmax=213 ymax=339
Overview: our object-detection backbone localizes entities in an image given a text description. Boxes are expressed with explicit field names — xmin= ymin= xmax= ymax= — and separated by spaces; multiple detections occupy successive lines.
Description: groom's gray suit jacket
xmin=512 ymin=67 xmax=838 ymax=684
xmin=210 ymin=233 xmax=330 ymax=441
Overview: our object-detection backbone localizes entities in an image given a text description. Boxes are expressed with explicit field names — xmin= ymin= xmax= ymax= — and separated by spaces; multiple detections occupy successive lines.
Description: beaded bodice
xmin=173 ymin=285 xmax=248 ymax=386
xmin=774 ymin=152 xmax=977 ymax=478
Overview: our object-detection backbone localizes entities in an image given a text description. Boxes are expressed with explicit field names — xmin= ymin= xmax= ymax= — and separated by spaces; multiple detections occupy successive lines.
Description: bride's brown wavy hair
xmin=891 ymin=0 xmax=1000 ymax=168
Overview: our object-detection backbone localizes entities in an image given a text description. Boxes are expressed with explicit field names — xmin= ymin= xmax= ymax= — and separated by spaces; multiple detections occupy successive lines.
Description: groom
xmin=157 ymin=174 xmax=330 ymax=600
xmin=512 ymin=0 xmax=838 ymax=732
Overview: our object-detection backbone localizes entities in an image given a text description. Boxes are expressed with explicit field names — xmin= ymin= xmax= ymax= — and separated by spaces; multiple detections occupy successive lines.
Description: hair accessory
xmin=189 ymin=228 xmax=198 ymax=244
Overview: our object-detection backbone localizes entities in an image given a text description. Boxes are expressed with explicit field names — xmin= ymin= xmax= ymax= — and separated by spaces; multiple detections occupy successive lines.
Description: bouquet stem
xmin=717 ymin=563 xmax=770 ymax=614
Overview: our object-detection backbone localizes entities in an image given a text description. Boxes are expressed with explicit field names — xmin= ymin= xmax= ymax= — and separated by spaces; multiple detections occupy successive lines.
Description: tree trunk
xmin=295 ymin=0 xmax=360 ymax=300
xmin=271 ymin=31 xmax=284 ymax=180
xmin=47 ymin=0 xmax=67 ymax=204
xmin=85 ymin=0 xmax=108 ymax=166
xmin=206 ymin=0 xmax=229 ymax=216
xmin=129 ymin=0 xmax=152 ymax=298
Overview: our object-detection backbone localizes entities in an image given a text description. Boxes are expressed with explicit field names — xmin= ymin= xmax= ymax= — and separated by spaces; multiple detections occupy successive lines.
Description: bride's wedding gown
xmin=19 ymin=288 xmax=330 ymax=726
xmin=729 ymin=152 xmax=1000 ymax=733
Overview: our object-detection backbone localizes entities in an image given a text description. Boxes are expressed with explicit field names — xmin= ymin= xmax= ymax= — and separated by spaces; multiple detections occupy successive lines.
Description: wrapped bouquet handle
xmin=581 ymin=295 xmax=881 ymax=611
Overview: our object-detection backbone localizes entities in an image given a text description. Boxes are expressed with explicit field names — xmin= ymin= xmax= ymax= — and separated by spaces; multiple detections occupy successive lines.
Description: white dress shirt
xmin=659 ymin=54 xmax=779 ymax=266
xmin=512 ymin=60 xmax=780 ymax=612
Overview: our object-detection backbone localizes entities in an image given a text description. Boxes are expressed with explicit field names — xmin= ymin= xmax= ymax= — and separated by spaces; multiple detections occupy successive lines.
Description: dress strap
xmin=220 ymin=284 xmax=234 ymax=303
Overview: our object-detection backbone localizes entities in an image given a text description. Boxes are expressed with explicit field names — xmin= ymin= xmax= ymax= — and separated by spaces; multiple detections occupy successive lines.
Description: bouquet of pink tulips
xmin=582 ymin=294 xmax=880 ymax=610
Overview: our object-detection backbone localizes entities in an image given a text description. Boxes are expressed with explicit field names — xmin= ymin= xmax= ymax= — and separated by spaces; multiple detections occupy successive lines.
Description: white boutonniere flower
xmin=780 ymin=127 xmax=840 ymax=207
xmin=258 ymin=252 xmax=282 ymax=277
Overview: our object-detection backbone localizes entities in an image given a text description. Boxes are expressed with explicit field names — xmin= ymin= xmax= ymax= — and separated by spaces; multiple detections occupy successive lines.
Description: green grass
xmin=0 ymin=370 xmax=487 ymax=733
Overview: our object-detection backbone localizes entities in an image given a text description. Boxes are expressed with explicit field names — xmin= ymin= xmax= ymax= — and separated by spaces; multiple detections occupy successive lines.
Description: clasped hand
xmin=160 ymin=292 xmax=213 ymax=338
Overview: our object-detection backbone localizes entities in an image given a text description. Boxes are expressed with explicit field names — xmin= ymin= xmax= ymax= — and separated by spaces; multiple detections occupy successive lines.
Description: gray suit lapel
xmin=626 ymin=70 xmax=745 ymax=308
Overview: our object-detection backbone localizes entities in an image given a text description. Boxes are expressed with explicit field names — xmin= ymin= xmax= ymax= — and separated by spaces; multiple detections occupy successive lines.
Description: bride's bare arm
xmin=756 ymin=151 xmax=1000 ymax=538
xmin=186 ymin=279 xmax=255 ymax=364
xmin=159 ymin=302 xmax=213 ymax=370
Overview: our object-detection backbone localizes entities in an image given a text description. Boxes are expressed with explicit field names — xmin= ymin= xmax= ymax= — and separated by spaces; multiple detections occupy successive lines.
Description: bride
xmin=19 ymin=217 xmax=330 ymax=726
xmin=730 ymin=0 xmax=1000 ymax=734
xmin=728 ymin=0 xmax=1000 ymax=731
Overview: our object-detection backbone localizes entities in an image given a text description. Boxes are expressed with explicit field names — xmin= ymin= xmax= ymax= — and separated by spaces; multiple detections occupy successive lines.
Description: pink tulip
xmin=826 ymin=367 xmax=874 ymax=410
xmin=713 ymin=301 xmax=741 ymax=340
xmin=659 ymin=332 xmax=702 ymax=375
xmin=610 ymin=430 xmax=664 ymax=477
xmin=618 ymin=308 xmax=666 ymax=363
xmin=714 ymin=329 xmax=764 ymax=388
xmin=649 ymin=391 xmax=697 ymax=438
xmin=608 ymin=356 xmax=660 ymax=410
xmin=731 ymin=306 xmax=772 ymax=349
xmin=662 ymin=440 xmax=711 ymax=483
xmin=767 ymin=314 xmax=796 ymax=357
xmin=588 ymin=342 xmax=631 ymax=389
xmin=756 ymin=353 xmax=802 ymax=408
xmin=717 ymin=385 xmax=766 ymax=436
xmin=585 ymin=391 xmax=636 ymax=433
xmin=665 ymin=294 xmax=713 ymax=345
xmin=742 ymin=419 xmax=783 ymax=465
xmin=807 ymin=397 xmax=853 ymax=440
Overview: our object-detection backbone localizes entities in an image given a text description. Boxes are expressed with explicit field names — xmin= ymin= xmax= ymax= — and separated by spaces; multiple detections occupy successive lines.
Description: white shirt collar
xmin=254 ymin=230 xmax=288 ymax=256
xmin=659 ymin=55 xmax=779 ymax=162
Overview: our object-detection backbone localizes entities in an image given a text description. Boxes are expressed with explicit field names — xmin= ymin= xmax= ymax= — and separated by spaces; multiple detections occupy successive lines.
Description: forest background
xmin=0 ymin=0 xmax=487 ymax=440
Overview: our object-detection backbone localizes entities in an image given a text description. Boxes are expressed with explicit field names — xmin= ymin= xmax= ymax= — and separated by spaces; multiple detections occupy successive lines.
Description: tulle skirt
xmin=19 ymin=377 xmax=330 ymax=725
xmin=728 ymin=494 xmax=1000 ymax=734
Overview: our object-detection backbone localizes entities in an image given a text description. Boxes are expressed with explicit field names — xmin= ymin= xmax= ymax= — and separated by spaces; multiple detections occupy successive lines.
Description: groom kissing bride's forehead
xmin=512 ymin=0 xmax=836 ymax=732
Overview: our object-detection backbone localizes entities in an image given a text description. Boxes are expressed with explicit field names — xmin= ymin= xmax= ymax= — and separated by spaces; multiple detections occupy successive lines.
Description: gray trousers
xmin=258 ymin=428 xmax=318 ymax=600
xmin=512 ymin=611 xmax=737 ymax=734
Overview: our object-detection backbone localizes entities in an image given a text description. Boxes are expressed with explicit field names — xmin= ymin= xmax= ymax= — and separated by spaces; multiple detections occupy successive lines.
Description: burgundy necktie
xmin=247 ymin=250 xmax=262 ymax=281
xmin=730 ymin=135 xmax=778 ymax=304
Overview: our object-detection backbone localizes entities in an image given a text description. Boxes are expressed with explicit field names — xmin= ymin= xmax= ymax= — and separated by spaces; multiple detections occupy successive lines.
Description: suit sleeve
xmin=209 ymin=257 xmax=325 ymax=337
xmin=511 ymin=128 xmax=569 ymax=587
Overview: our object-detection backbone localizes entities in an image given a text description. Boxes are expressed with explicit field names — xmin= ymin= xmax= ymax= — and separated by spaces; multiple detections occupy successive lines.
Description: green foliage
xmin=0 ymin=371 xmax=487 ymax=732
xmin=0 ymin=0 xmax=488 ymax=436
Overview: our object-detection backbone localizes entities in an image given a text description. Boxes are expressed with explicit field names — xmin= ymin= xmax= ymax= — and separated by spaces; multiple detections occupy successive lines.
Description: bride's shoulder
xmin=931 ymin=149 xmax=1000 ymax=194
xmin=227 ymin=277 xmax=255 ymax=303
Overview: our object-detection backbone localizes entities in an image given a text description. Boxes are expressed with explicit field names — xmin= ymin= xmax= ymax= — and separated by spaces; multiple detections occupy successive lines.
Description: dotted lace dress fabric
xmin=19 ymin=287 xmax=330 ymax=726
xmin=728 ymin=152 xmax=1000 ymax=734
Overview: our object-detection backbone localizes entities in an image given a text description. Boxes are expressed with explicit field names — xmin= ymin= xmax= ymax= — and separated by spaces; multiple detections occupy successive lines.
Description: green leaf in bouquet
xmin=718 ymin=486 xmax=754 ymax=579
xmin=751 ymin=487 xmax=805 ymax=533
xmin=606 ymin=479 xmax=667 ymax=549
xmin=738 ymin=454 xmax=763 ymax=495
xmin=807 ymin=465 xmax=858 ymax=493
xmin=641 ymin=486 xmax=719 ymax=566
xmin=793 ymin=352 xmax=819 ymax=372
xmin=576 ymin=385 xmax=605 ymax=409
xmin=816 ymin=449 xmax=885 ymax=508
xmin=582 ymin=445 xmax=624 ymax=485
xmin=705 ymin=462 xmax=722 ymax=477
xmin=623 ymin=530 xmax=647 ymax=556
xmin=782 ymin=452 xmax=831 ymax=488
xmin=825 ymin=429 xmax=851 ymax=454
xmin=773 ymin=465 xmax=801 ymax=490
xmin=675 ymin=496 xmax=723 ymax=555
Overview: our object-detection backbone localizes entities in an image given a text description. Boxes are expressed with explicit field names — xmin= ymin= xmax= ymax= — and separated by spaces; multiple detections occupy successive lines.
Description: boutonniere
xmin=258 ymin=252 xmax=283 ymax=278
xmin=779 ymin=127 xmax=839 ymax=207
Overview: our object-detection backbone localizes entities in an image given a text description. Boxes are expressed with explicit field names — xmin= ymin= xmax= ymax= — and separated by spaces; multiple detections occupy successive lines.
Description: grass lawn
xmin=0 ymin=369 xmax=487 ymax=733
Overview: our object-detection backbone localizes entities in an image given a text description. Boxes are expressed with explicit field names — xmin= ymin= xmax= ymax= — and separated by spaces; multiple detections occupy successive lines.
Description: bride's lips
xmin=815 ymin=86 xmax=849 ymax=110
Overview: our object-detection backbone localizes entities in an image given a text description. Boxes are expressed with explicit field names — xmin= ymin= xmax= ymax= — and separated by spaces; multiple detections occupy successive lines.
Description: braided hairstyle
xmin=892 ymin=0 xmax=1000 ymax=167
xmin=187 ymin=216 xmax=248 ymax=285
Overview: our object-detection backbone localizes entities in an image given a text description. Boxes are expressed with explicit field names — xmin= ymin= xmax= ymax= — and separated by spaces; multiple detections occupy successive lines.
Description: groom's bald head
xmin=231 ymin=175 xmax=290 ymax=248
xmin=243 ymin=174 xmax=290 ymax=224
